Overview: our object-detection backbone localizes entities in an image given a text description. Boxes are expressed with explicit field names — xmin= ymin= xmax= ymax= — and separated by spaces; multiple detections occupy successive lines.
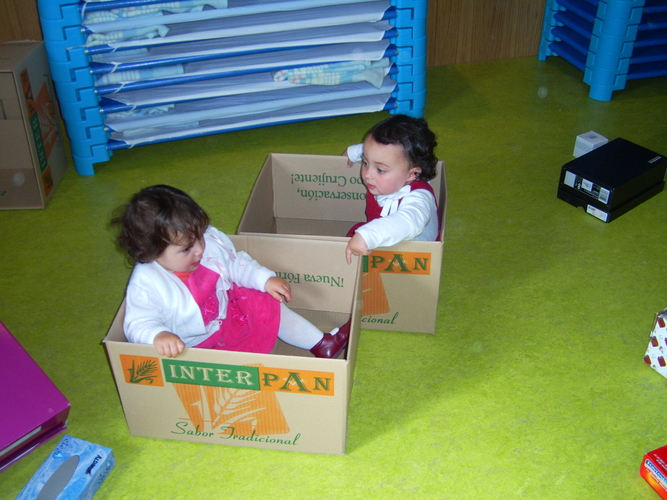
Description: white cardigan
xmin=123 ymin=227 xmax=275 ymax=347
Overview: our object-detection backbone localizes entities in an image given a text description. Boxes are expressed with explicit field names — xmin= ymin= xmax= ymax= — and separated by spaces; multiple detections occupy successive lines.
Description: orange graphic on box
xmin=120 ymin=354 xmax=164 ymax=387
xmin=173 ymin=380 xmax=290 ymax=437
xmin=362 ymin=251 xmax=432 ymax=316
xmin=258 ymin=366 xmax=334 ymax=396
xmin=20 ymin=68 xmax=49 ymax=177
xmin=361 ymin=271 xmax=390 ymax=316
xmin=35 ymin=83 xmax=60 ymax=159
xmin=119 ymin=357 xmax=335 ymax=437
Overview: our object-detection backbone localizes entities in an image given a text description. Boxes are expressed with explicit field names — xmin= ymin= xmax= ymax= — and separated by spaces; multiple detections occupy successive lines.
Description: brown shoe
xmin=310 ymin=320 xmax=351 ymax=358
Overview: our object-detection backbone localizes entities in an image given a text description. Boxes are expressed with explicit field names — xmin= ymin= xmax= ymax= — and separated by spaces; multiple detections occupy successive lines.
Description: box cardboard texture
xmin=0 ymin=41 xmax=68 ymax=209
xmin=0 ymin=321 xmax=70 ymax=471
xmin=238 ymin=153 xmax=447 ymax=334
xmin=104 ymin=235 xmax=361 ymax=456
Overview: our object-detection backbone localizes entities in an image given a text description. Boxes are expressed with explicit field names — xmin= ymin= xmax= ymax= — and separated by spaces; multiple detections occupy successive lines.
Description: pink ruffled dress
xmin=176 ymin=265 xmax=280 ymax=353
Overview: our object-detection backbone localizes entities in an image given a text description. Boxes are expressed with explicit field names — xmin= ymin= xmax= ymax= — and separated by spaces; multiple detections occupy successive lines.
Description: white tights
xmin=277 ymin=303 xmax=324 ymax=350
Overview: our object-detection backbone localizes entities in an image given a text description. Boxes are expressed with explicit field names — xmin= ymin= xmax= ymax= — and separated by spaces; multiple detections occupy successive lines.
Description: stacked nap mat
xmin=38 ymin=0 xmax=429 ymax=174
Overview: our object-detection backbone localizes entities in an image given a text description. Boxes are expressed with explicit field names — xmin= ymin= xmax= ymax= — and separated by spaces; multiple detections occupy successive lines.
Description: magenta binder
xmin=0 ymin=321 xmax=70 ymax=471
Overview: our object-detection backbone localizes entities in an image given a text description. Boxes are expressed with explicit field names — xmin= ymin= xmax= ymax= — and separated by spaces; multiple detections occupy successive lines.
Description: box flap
xmin=230 ymin=234 xmax=359 ymax=313
xmin=0 ymin=41 xmax=41 ymax=72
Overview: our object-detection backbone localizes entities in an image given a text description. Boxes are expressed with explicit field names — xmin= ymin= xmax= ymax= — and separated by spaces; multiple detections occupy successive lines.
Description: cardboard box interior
xmin=239 ymin=153 xmax=447 ymax=237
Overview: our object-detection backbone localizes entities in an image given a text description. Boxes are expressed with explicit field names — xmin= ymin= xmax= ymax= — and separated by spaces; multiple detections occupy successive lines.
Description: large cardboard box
xmin=238 ymin=153 xmax=447 ymax=334
xmin=0 ymin=321 xmax=70 ymax=471
xmin=0 ymin=41 xmax=68 ymax=209
xmin=104 ymin=236 xmax=361 ymax=455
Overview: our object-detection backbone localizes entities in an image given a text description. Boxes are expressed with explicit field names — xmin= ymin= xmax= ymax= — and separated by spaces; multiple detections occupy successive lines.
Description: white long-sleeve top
xmin=346 ymin=143 xmax=439 ymax=249
xmin=356 ymin=186 xmax=439 ymax=249
xmin=123 ymin=227 xmax=275 ymax=347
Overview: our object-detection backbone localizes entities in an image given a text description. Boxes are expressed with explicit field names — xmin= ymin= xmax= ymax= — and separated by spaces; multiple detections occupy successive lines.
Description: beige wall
xmin=0 ymin=0 xmax=546 ymax=66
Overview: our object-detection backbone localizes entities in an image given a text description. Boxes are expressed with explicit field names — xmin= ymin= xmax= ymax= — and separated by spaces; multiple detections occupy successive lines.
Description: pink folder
xmin=0 ymin=321 xmax=70 ymax=471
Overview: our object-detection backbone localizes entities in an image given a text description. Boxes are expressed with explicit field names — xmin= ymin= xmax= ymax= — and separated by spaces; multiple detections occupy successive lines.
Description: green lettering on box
xmin=162 ymin=360 xmax=260 ymax=390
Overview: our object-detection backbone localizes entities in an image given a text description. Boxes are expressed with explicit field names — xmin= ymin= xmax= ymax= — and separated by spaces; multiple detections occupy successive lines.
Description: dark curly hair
xmin=112 ymin=185 xmax=209 ymax=264
xmin=367 ymin=114 xmax=438 ymax=181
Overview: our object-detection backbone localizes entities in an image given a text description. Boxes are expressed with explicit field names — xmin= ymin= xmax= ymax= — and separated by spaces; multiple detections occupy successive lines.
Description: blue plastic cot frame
xmin=538 ymin=0 xmax=667 ymax=101
xmin=37 ymin=0 xmax=429 ymax=175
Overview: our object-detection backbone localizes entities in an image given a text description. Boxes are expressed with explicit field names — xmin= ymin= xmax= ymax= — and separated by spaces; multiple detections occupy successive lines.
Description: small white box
xmin=573 ymin=131 xmax=608 ymax=157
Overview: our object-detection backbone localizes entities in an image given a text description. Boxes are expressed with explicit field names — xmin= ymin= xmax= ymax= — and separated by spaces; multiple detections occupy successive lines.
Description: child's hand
xmin=265 ymin=276 xmax=292 ymax=303
xmin=342 ymin=150 xmax=354 ymax=168
xmin=154 ymin=331 xmax=185 ymax=358
xmin=346 ymin=233 xmax=371 ymax=264
xmin=344 ymin=143 xmax=363 ymax=168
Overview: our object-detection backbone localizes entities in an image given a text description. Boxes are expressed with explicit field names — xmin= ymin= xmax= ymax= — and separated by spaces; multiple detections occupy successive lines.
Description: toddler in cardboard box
xmin=344 ymin=114 xmax=441 ymax=263
xmin=112 ymin=185 xmax=350 ymax=358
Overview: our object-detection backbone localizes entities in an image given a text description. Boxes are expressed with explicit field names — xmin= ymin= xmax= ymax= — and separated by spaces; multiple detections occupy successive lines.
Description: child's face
xmin=360 ymin=137 xmax=421 ymax=196
xmin=156 ymin=237 xmax=205 ymax=273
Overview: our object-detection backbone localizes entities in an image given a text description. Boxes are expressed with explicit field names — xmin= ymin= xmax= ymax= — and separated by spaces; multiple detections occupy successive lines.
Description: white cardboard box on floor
xmin=104 ymin=235 xmax=361 ymax=455
xmin=238 ymin=153 xmax=447 ymax=334
xmin=0 ymin=41 xmax=68 ymax=209
xmin=573 ymin=131 xmax=608 ymax=157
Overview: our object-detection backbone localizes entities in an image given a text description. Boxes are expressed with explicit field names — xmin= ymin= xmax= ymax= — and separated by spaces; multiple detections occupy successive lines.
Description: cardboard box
xmin=557 ymin=138 xmax=666 ymax=222
xmin=104 ymin=236 xmax=361 ymax=456
xmin=238 ymin=153 xmax=447 ymax=334
xmin=643 ymin=309 xmax=667 ymax=378
xmin=640 ymin=445 xmax=667 ymax=500
xmin=0 ymin=321 xmax=70 ymax=472
xmin=15 ymin=436 xmax=115 ymax=500
xmin=0 ymin=41 xmax=68 ymax=209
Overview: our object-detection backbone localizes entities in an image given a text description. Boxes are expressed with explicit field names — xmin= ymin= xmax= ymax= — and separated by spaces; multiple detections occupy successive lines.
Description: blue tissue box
xmin=15 ymin=436 xmax=115 ymax=500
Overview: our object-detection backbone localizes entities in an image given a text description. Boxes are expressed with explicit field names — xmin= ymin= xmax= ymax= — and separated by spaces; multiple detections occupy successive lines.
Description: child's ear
xmin=410 ymin=167 xmax=421 ymax=180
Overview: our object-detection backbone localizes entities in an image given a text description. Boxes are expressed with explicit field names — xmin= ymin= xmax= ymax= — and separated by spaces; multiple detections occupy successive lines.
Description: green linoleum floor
xmin=2 ymin=56 xmax=667 ymax=499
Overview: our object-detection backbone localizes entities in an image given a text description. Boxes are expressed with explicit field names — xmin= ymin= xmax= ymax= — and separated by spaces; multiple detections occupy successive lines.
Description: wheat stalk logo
xmin=127 ymin=358 xmax=158 ymax=384
xmin=172 ymin=367 xmax=290 ymax=436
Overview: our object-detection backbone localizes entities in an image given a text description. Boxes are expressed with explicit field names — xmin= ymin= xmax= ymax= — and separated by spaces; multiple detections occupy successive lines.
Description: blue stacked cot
xmin=538 ymin=0 xmax=667 ymax=101
xmin=38 ymin=0 xmax=428 ymax=175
